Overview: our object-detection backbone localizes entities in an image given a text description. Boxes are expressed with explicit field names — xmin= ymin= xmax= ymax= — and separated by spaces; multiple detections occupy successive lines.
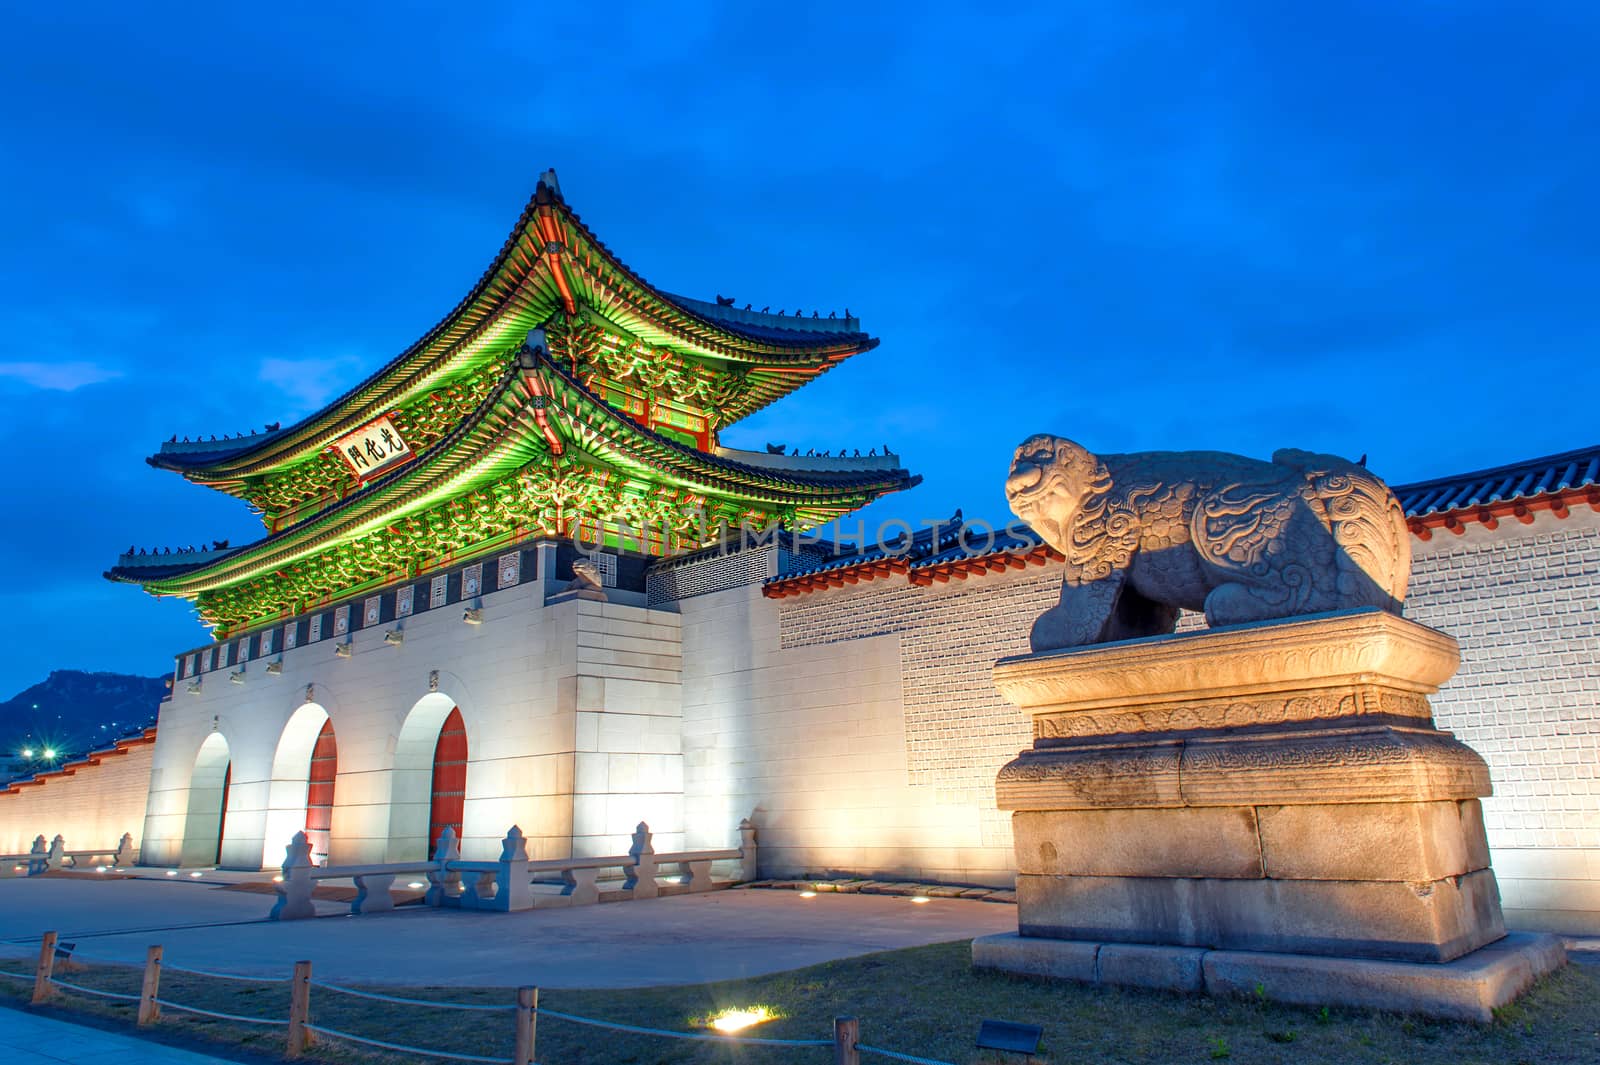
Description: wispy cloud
xmin=0 ymin=361 xmax=122 ymax=391
xmin=259 ymin=354 xmax=365 ymax=412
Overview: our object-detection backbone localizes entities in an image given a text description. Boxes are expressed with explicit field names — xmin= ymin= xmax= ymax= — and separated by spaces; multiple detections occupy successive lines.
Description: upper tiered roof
xmin=150 ymin=170 xmax=876 ymax=504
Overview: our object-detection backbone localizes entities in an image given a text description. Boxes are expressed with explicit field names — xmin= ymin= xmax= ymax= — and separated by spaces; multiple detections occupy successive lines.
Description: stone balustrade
xmin=2 ymin=833 xmax=137 ymax=875
xmin=271 ymin=818 xmax=758 ymax=920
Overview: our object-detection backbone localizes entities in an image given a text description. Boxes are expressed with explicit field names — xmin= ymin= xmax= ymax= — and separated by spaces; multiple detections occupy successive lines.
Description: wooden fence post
xmin=32 ymin=932 xmax=57 ymax=1004
xmin=834 ymin=1016 xmax=859 ymax=1065
xmin=514 ymin=986 xmax=538 ymax=1065
xmin=138 ymin=945 xmax=162 ymax=1025
xmin=286 ymin=960 xmax=312 ymax=1057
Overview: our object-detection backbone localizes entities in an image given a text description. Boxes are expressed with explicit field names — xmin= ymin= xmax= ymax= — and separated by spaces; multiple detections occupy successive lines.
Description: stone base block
xmin=1017 ymin=867 xmax=1505 ymax=962
xmin=972 ymin=931 xmax=1567 ymax=1022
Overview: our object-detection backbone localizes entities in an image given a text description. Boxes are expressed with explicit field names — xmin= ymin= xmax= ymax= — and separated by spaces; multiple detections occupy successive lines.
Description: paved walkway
xmin=0 ymin=876 xmax=1018 ymax=989
xmin=0 ymin=1007 xmax=241 ymax=1064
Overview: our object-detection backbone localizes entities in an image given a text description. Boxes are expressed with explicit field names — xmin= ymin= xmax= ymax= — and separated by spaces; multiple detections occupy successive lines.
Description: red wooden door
xmin=215 ymin=763 xmax=231 ymax=866
xmin=304 ymin=720 xmax=337 ymax=862
xmin=428 ymin=707 xmax=467 ymax=855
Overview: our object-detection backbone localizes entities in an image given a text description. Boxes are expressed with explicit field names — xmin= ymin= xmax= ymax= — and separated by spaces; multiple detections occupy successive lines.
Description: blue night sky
xmin=0 ymin=3 xmax=1594 ymax=694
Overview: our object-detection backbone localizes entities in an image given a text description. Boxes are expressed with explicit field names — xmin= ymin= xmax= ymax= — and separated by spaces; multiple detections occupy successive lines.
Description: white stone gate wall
xmin=1407 ymin=508 xmax=1600 ymax=932
xmin=139 ymin=575 xmax=685 ymax=870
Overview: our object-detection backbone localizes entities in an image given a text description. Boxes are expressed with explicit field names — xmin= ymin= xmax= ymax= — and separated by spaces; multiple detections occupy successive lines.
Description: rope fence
xmin=4 ymin=928 xmax=957 ymax=1065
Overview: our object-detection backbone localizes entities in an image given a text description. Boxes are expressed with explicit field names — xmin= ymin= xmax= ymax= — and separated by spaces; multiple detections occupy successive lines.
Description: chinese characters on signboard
xmin=331 ymin=415 xmax=413 ymax=481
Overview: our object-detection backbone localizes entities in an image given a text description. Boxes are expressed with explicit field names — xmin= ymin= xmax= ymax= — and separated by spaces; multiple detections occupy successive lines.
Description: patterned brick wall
xmin=1408 ymin=519 xmax=1600 ymax=851
xmin=780 ymin=567 xmax=1058 ymax=812
xmin=0 ymin=739 xmax=154 ymax=856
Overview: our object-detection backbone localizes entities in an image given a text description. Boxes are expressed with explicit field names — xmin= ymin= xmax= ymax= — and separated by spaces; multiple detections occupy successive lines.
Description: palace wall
xmin=673 ymin=507 xmax=1600 ymax=933
xmin=3 ymin=509 xmax=1593 ymax=932
xmin=0 ymin=733 xmax=155 ymax=857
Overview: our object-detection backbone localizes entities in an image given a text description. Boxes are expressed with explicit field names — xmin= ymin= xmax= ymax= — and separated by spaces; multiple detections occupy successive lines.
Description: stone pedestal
xmin=973 ymin=609 xmax=1565 ymax=1020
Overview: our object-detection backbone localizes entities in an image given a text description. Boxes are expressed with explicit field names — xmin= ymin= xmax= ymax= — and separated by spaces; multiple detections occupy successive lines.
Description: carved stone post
xmin=624 ymin=822 xmax=658 ymax=899
xmin=113 ymin=833 xmax=136 ymax=868
xmin=738 ymin=818 xmax=759 ymax=882
xmin=270 ymin=832 xmax=317 ymax=921
xmin=426 ymin=827 xmax=462 ymax=907
xmin=26 ymin=835 xmax=47 ymax=877
xmin=496 ymin=826 xmax=533 ymax=912
xmin=46 ymin=835 xmax=65 ymax=871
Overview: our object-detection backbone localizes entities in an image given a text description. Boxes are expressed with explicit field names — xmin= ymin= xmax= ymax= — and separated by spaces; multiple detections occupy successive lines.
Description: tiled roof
xmin=765 ymin=443 xmax=1600 ymax=598
xmin=1392 ymin=445 xmax=1600 ymax=518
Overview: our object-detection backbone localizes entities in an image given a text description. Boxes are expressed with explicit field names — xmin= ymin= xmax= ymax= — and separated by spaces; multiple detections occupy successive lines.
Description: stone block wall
xmin=0 ymin=736 xmax=155 ymax=857
xmin=1408 ymin=508 xmax=1600 ymax=932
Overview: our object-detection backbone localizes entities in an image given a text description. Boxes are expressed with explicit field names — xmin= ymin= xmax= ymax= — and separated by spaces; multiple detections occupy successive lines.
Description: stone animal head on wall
xmin=1006 ymin=434 xmax=1411 ymax=652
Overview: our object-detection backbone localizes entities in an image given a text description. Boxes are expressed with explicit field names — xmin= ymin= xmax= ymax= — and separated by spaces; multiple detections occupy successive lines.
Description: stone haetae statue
xmin=1006 ymin=434 xmax=1410 ymax=651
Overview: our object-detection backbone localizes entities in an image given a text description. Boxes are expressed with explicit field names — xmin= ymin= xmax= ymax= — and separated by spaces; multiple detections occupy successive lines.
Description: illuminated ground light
xmin=708 ymin=1006 xmax=775 ymax=1033
xmin=798 ymin=890 xmax=817 ymax=898
xmin=189 ymin=871 xmax=204 ymax=879
xmin=95 ymin=866 xmax=107 ymax=873
xmin=271 ymin=875 xmax=284 ymax=883
xmin=165 ymin=870 xmax=178 ymax=877
xmin=910 ymin=895 xmax=931 ymax=904
xmin=407 ymin=881 xmax=427 ymax=890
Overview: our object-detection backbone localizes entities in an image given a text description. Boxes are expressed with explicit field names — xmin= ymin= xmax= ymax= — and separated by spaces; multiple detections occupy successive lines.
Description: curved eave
xmin=535 ymin=348 xmax=918 ymax=508
xmin=158 ymin=174 xmax=877 ymax=481
xmin=123 ymin=361 xmax=538 ymax=596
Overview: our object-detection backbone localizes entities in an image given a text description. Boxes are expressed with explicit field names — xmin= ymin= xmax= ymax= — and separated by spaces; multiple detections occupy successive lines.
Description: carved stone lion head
xmin=1006 ymin=434 xmax=1107 ymax=556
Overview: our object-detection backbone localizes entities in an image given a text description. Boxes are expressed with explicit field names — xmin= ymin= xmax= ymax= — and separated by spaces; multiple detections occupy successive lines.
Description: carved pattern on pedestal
xmin=1034 ymin=686 xmax=1435 ymax=740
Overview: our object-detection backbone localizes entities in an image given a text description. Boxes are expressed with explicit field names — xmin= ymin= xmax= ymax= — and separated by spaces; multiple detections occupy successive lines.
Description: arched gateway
xmin=263 ymin=703 xmax=337 ymax=866
xmin=180 ymin=732 xmax=231 ymax=867
xmin=388 ymin=692 xmax=469 ymax=861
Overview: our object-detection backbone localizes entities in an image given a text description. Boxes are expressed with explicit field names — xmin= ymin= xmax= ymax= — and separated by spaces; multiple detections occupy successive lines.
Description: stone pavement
xmin=0 ymin=875 xmax=1018 ymax=989
xmin=0 ymin=1006 xmax=243 ymax=1064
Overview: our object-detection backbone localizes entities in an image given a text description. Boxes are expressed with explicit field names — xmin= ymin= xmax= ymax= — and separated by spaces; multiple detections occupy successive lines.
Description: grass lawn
xmin=2 ymin=939 xmax=1597 ymax=1064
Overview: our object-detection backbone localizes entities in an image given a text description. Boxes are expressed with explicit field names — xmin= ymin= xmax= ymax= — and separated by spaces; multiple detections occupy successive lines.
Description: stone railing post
xmin=426 ymin=827 xmax=462 ymax=907
xmin=113 ymin=833 xmax=136 ymax=868
xmin=624 ymin=822 xmax=658 ymax=899
xmin=739 ymin=818 xmax=759 ymax=882
xmin=496 ymin=826 xmax=533 ymax=912
xmin=270 ymin=832 xmax=317 ymax=920
xmin=26 ymin=835 xmax=48 ymax=877
xmin=47 ymin=835 xmax=65 ymax=871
